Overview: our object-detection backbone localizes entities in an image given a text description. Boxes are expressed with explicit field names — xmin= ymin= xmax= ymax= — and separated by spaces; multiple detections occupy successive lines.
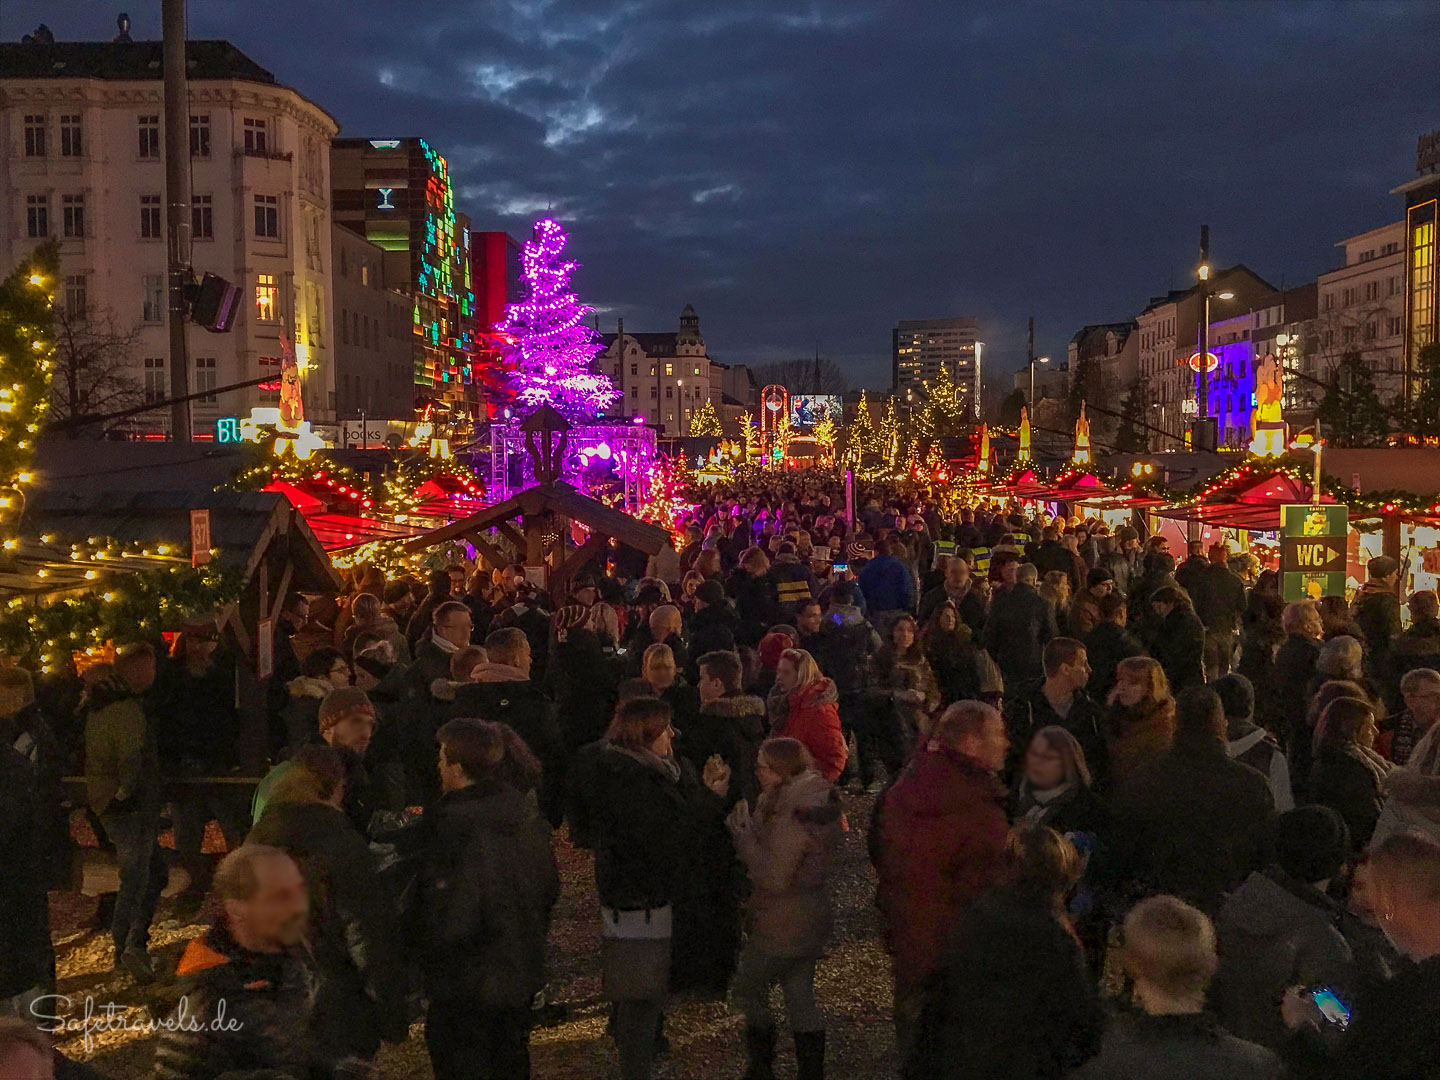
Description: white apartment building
xmin=1313 ymin=221 xmax=1406 ymax=402
xmin=0 ymin=34 xmax=339 ymax=436
xmin=598 ymin=305 xmax=718 ymax=436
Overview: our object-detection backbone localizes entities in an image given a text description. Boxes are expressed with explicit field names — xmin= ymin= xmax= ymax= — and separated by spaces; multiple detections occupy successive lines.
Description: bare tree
xmin=751 ymin=356 xmax=851 ymax=395
xmin=49 ymin=305 xmax=145 ymax=436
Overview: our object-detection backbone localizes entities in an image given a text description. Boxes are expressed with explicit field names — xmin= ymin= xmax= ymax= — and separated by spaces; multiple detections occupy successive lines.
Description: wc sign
xmin=1280 ymin=503 xmax=1348 ymax=602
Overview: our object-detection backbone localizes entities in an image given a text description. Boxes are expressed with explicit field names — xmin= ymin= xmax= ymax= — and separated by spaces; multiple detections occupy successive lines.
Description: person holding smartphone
xmin=1281 ymin=831 xmax=1440 ymax=1080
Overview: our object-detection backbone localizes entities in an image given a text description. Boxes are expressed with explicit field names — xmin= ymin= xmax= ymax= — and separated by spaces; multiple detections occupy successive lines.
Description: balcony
xmin=235 ymin=146 xmax=293 ymax=163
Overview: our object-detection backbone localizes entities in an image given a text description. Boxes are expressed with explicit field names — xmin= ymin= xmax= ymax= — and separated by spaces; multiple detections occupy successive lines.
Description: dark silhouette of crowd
xmin=2 ymin=472 xmax=1439 ymax=1080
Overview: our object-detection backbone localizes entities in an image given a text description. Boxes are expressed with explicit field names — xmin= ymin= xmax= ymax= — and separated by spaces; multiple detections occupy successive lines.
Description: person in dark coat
xmin=1310 ymin=695 xmax=1391 ymax=851
xmin=1383 ymin=589 xmax=1440 ymax=712
xmin=1072 ymin=895 xmax=1282 ymax=1080
xmin=1275 ymin=597 xmax=1325 ymax=765
xmin=1239 ymin=572 xmax=1286 ymax=728
xmin=0 ymin=667 xmax=68 ymax=891
xmin=984 ymin=563 xmax=1058 ymax=691
xmin=153 ymin=846 xmax=317 ymax=1080
xmin=546 ymin=610 xmax=621 ymax=754
xmin=1010 ymin=725 xmax=1110 ymax=838
xmin=871 ymin=702 xmax=1011 ymax=1062
xmin=84 ymin=646 xmax=167 ymax=982
xmin=916 ymin=825 xmax=1102 ymax=1080
xmin=1014 ymin=638 xmax=1107 ymax=789
xmin=247 ymin=745 xmax=408 ymax=1070
xmin=280 ymin=646 xmax=352 ymax=757
xmin=415 ymin=719 xmax=559 ymax=1080
xmin=769 ymin=542 xmax=819 ymax=619
xmin=685 ymin=580 xmax=740 ymax=676
xmin=1149 ymin=585 xmax=1206 ymax=693
xmin=1196 ymin=544 xmax=1248 ymax=677
xmin=1352 ymin=555 xmax=1402 ymax=679
xmin=1126 ymin=551 xmax=1182 ymax=645
xmin=1279 ymin=831 xmax=1440 ymax=1080
xmin=924 ymin=602 xmax=1002 ymax=708
xmin=406 ymin=600 xmax=474 ymax=700
xmin=0 ymin=743 xmax=51 ymax=1007
xmin=729 ymin=548 xmax=781 ymax=647
xmin=406 ymin=568 xmax=459 ymax=652
xmin=626 ymin=605 xmax=691 ymax=679
xmin=1214 ymin=806 xmax=1357 ymax=1050
xmin=917 ymin=556 xmax=985 ymax=637
xmin=1173 ymin=540 xmax=1210 ymax=604
xmin=1214 ymin=673 xmax=1294 ymax=811
xmin=442 ymin=628 xmax=568 ymax=827
xmin=565 ymin=697 xmax=732 ymax=1080
xmin=1083 ymin=593 xmax=1145 ymax=701
xmin=1103 ymin=657 xmax=1176 ymax=794
xmin=1110 ymin=686 xmax=1275 ymax=916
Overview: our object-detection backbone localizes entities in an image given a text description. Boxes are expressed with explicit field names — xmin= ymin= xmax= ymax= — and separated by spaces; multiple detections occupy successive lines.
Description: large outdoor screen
xmin=789 ymin=394 xmax=841 ymax=428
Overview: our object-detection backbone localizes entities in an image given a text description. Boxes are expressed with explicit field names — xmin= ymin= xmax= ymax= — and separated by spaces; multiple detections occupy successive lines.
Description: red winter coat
xmin=870 ymin=746 xmax=1009 ymax=995
xmin=767 ymin=678 xmax=848 ymax=782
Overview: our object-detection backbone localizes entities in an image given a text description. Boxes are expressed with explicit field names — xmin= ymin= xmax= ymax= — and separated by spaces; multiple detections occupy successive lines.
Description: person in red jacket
xmin=869 ymin=700 xmax=1010 ymax=1065
xmin=766 ymin=649 xmax=848 ymax=782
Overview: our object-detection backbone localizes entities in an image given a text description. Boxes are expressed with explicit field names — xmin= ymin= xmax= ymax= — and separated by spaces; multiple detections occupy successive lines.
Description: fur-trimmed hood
xmin=286 ymin=675 xmax=332 ymax=701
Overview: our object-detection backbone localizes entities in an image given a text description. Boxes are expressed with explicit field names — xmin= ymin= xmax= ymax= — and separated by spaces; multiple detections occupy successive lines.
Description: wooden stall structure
xmin=404 ymin=407 xmax=672 ymax=601
xmin=6 ymin=490 xmax=340 ymax=771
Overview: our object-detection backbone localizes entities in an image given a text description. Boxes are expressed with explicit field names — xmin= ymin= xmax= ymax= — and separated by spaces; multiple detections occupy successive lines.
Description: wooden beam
xmin=269 ymin=559 xmax=294 ymax=625
xmin=553 ymin=532 xmax=608 ymax=596
xmin=495 ymin=521 xmax=525 ymax=554
xmin=467 ymin=532 xmax=508 ymax=573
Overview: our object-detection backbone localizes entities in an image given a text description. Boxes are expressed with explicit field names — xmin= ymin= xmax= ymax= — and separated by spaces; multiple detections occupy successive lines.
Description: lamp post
xmin=1029 ymin=354 xmax=1051 ymax=410
xmin=677 ymin=378 xmax=686 ymax=436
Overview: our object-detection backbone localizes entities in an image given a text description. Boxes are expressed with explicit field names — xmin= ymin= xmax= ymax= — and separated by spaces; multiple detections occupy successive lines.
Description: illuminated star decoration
xmin=497 ymin=218 xmax=619 ymax=422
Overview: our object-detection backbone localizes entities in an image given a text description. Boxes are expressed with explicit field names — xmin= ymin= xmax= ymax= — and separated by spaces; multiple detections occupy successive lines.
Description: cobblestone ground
xmin=55 ymin=793 xmax=899 ymax=1079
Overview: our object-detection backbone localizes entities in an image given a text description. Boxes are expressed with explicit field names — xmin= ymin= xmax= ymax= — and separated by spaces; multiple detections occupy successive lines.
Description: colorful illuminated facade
xmin=331 ymin=137 xmax=477 ymax=417
xmin=1395 ymin=131 xmax=1440 ymax=406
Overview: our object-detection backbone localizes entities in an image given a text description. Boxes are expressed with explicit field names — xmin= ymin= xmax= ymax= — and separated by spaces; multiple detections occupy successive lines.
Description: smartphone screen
xmin=832 ymin=563 xmax=849 ymax=574
xmin=1310 ymin=987 xmax=1351 ymax=1029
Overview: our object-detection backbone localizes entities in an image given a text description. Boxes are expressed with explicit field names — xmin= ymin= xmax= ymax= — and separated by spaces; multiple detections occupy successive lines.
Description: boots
xmin=742 ymin=1025 xmax=776 ymax=1080
xmin=794 ymin=1030 xmax=825 ymax=1080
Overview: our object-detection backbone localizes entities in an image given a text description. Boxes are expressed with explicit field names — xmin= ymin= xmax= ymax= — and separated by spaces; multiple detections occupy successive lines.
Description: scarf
xmin=430 ymin=631 xmax=460 ymax=655
xmin=1345 ymin=742 xmax=1394 ymax=787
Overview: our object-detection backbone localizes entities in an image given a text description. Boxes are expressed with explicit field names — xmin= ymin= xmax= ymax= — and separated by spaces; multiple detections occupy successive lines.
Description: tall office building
xmin=892 ymin=317 xmax=980 ymax=408
xmin=331 ymin=137 xmax=476 ymax=416
xmin=1396 ymin=130 xmax=1440 ymax=406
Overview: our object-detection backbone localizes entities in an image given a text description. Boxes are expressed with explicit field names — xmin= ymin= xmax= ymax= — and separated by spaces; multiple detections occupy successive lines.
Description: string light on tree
xmin=688 ymin=398 xmax=722 ymax=437
xmin=496 ymin=219 xmax=619 ymax=421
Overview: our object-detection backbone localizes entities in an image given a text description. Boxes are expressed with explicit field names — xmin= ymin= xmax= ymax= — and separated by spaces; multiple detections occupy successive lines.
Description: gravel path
xmin=56 ymin=792 xmax=900 ymax=1079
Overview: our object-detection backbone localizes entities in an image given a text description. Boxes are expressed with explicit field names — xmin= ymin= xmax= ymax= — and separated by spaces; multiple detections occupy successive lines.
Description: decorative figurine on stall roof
xmin=1018 ymin=406 xmax=1032 ymax=461
xmin=977 ymin=423 xmax=991 ymax=474
xmin=1072 ymin=401 xmax=1092 ymax=466
xmin=1250 ymin=352 xmax=1288 ymax=457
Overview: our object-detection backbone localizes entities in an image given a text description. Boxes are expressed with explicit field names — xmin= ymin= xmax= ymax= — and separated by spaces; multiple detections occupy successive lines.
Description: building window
xmin=650 ymin=386 xmax=658 ymax=399
xmin=630 ymin=364 xmax=638 ymax=376
xmin=243 ymin=117 xmax=268 ymax=153
xmin=59 ymin=114 xmax=82 ymax=157
xmin=664 ymin=363 xmax=674 ymax=376
xmin=694 ymin=365 xmax=701 ymax=376
xmin=666 ymin=386 xmax=673 ymax=399
xmin=1366 ymin=321 xmax=1379 ymax=341
xmin=254 ymin=195 xmax=278 ymax=238
xmin=190 ymin=114 xmax=210 ymax=158
xmin=1365 ymin=281 xmax=1379 ymax=301
xmin=143 ymin=357 xmax=165 ymax=403
xmin=65 ymin=274 xmax=87 ymax=319
xmin=140 ymin=194 xmax=162 ymax=239
xmin=142 ymin=274 xmax=165 ymax=322
xmin=192 ymin=194 xmax=213 ymax=240
xmin=667 ymin=413 xmax=674 ymax=423
xmin=138 ymin=114 xmax=160 ymax=158
xmin=25 ymin=195 xmax=48 ymax=238
xmin=62 ymin=194 xmax=84 ymax=238
xmin=255 ymin=274 xmax=278 ymax=322
xmin=195 ymin=357 xmax=216 ymax=402
xmin=1390 ymin=316 xmax=1403 ymax=337
xmin=1412 ymin=219 xmax=1436 ymax=355
xmin=340 ymin=307 xmax=349 ymax=345
xmin=631 ymin=386 xmax=638 ymax=398
xmin=23 ymin=115 xmax=45 ymax=157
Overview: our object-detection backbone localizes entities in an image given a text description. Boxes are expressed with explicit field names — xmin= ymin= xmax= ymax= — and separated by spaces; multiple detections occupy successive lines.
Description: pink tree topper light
xmin=497 ymin=218 xmax=619 ymax=421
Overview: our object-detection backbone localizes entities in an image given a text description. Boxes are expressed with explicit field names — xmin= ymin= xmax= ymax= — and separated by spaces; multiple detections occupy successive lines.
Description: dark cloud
xmin=10 ymin=1 xmax=1440 ymax=389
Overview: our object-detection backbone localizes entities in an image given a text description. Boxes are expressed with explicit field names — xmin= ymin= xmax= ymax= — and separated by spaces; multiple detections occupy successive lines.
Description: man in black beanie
xmin=1215 ymin=672 xmax=1294 ymax=811
xmin=1213 ymin=806 xmax=1356 ymax=1049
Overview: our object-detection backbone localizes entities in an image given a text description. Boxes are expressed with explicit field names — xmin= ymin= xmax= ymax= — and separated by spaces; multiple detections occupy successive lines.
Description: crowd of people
xmin=2 ymin=471 xmax=1439 ymax=1080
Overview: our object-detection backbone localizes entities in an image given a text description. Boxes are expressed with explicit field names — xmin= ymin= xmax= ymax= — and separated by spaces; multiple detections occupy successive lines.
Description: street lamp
xmin=1197 ymin=289 xmax=1236 ymax=421
xmin=973 ymin=341 xmax=984 ymax=419
xmin=1030 ymin=355 xmax=1051 ymax=409
xmin=677 ymin=378 xmax=685 ymax=435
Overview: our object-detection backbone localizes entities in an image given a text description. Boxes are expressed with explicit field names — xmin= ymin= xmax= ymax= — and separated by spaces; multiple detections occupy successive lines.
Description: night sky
xmin=7 ymin=1 xmax=1440 ymax=394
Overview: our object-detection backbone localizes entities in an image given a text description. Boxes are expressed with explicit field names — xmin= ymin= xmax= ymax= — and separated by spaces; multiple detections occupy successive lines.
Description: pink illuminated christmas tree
xmin=497 ymin=218 xmax=619 ymax=421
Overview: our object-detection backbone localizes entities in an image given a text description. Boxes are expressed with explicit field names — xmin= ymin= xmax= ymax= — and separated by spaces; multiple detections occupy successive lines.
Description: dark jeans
xmin=612 ymin=998 xmax=665 ymax=1080
xmin=426 ymin=999 xmax=531 ymax=1080
xmin=171 ymin=787 xmax=250 ymax=877
xmin=100 ymin=810 xmax=167 ymax=954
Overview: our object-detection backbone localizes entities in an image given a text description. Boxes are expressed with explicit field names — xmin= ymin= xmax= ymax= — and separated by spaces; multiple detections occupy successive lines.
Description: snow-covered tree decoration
xmin=498 ymin=218 xmax=619 ymax=420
